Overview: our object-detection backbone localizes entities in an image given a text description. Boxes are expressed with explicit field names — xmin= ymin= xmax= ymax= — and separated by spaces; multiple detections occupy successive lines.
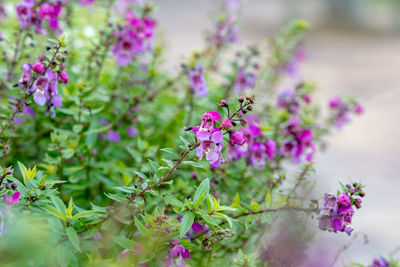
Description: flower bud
xmin=220 ymin=99 xmax=228 ymax=107
xmin=32 ymin=61 xmax=45 ymax=74
xmin=237 ymin=111 xmax=244 ymax=118
xmin=238 ymin=96 xmax=244 ymax=103
xmin=58 ymin=71 xmax=69 ymax=84
xmin=354 ymin=104 xmax=364 ymax=115
xmin=39 ymin=54 xmax=46 ymax=61
xmin=5 ymin=183 xmax=11 ymax=189
xmin=221 ymin=119 xmax=232 ymax=130
xmin=354 ymin=198 xmax=362 ymax=209
xmin=247 ymin=105 xmax=253 ymax=111
xmin=11 ymin=183 xmax=17 ymax=190
xmin=190 ymin=172 xmax=197 ymax=179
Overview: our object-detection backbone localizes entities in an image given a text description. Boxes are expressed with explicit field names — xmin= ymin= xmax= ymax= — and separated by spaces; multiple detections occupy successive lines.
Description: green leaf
xmin=164 ymin=194 xmax=184 ymax=209
xmin=214 ymin=212 xmax=233 ymax=228
xmin=265 ymin=191 xmax=272 ymax=208
xmin=193 ymin=178 xmax=210 ymax=208
xmin=160 ymin=148 xmax=178 ymax=158
xmin=73 ymin=124 xmax=83 ymax=133
xmin=134 ymin=217 xmax=151 ymax=236
xmin=232 ymin=193 xmax=240 ymax=208
xmin=71 ymin=210 xmax=104 ymax=221
xmin=66 ymin=227 xmax=81 ymax=252
xmin=148 ymin=160 xmax=160 ymax=181
xmin=113 ymin=236 xmax=135 ymax=249
xmin=180 ymin=212 xmax=195 ymax=238
xmin=84 ymin=124 xmax=112 ymax=135
xmin=251 ymin=201 xmax=260 ymax=213
xmin=134 ymin=171 xmax=147 ymax=180
xmin=42 ymin=205 xmax=66 ymax=221
xmin=182 ymin=161 xmax=203 ymax=168
xmin=17 ymin=161 xmax=28 ymax=181
xmin=51 ymin=195 xmax=67 ymax=214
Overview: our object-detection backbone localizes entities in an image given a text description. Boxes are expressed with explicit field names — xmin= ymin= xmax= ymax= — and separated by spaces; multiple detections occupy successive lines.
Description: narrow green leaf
xmin=66 ymin=227 xmax=81 ymax=252
xmin=134 ymin=217 xmax=151 ymax=236
xmin=193 ymin=178 xmax=210 ymax=205
xmin=164 ymin=194 xmax=184 ymax=209
xmin=160 ymin=148 xmax=178 ymax=158
xmin=113 ymin=236 xmax=135 ymax=249
xmin=180 ymin=212 xmax=195 ymax=238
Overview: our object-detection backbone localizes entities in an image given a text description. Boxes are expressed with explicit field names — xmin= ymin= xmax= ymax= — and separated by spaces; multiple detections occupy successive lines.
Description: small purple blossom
xmin=370 ymin=257 xmax=390 ymax=267
xmin=233 ymin=70 xmax=256 ymax=93
xmin=164 ymin=244 xmax=190 ymax=267
xmin=127 ymin=126 xmax=138 ymax=137
xmin=229 ymin=130 xmax=246 ymax=146
xmin=187 ymin=65 xmax=208 ymax=97
xmin=107 ymin=130 xmax=121 ymax=142
xmin=32 ymin=61 xmax=45 ymax=74
xmin=277 ymin=89 xmax=300 ymax=114
xmin=4 ymin=192 xmax=20 ymax=206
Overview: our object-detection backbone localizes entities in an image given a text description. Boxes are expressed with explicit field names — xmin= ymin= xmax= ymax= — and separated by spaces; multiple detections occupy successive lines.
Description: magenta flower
xmin=4 ymin=192 xmax=20 ymax=206
xmin=285 ymin=48 xmax=306 ymax=80
xmin=164 ymin=245 xmax=190 ymax=267
xmin=329 ymin=96 xmax=341 ymax=108
xmin=221 ymin=119 xmax=232 ymax=130
xmin=193 ymin=111 xmax=224 ymax=168
xmin=229 ymin=130 xmax=246 ymax=146
xmin=354 ymin=104 xmax=364 ymax=114
xmin=38 ymin=2 xmax=63 ymax=33
xmin=265 ymin=139 xmax=276 ymax=161
xmin=187 ymin=65 xmax=208 ymax=97
xmin=281 ymin=117 xmax=315 ymax=163
xmin=32 ymin=61 xmax=45 ymax=74
xmin=58 ymin=71 xmax=69 ymax=84
xmin=111 ymin=11 xmax=156 ymax=66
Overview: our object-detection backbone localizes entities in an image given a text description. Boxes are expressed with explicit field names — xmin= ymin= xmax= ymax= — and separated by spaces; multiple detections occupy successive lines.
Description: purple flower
xmin=18 ymin=63 xmax=33 ymax=87
xmin=32 ymin=68 xmax=62 ymax=108
xmin=164 ymin=245 xmax=190 ymax=267
xmin=277 ymin=89 xmax=300 ymax=114
xmin=285 ymin=48 xmax=306 ymax=80
xmin=13 ymin=104 xmax=35 ymax=124
xmin=15 ymin=0 xmax=34 ymax=29
xmin=111 ymin=11 xmax=156 ymax=66
xmin=281 ymin=117 xmax=315 ymax=163
xmin=107 ymin=130 xmax=121 ymax=142
xmin=38 ymin=3 xmax=63 ymax=33
xmin=212 ymin=16 xmax=238 ymax=47
xmin=229 ymin=130 xmax=246 ymax=146
xmin=317 ymin=192 xmax=356 ymax=236
xmin=32 ymin=61 xmax=45 ymax=74
xmin=187 ymin=65 xmax=208 ymax=97
xmin=265 ymin=139 xmax=276 ymax=161
xmin=370 ymin=257 xmax=390 ymax=267
xmin=233 ymin=70 xmax=256 ymax=93
xmin=4 ymin=192 xmax=20 ymax=206
xmin=127 ymin=126 xmax=138 ymax=137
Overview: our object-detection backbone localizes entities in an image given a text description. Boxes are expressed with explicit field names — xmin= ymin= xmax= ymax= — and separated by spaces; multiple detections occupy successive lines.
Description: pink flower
xmin=233 ymin=70 xmax=256 ymax=93
xmin=354 ymin=104 xmax=364 ymax=114
xmin=107 ymin=130 xmax=121 ymax=142
xmin=4 ymin=192 xmax=20 ymax=206
xmin=58 ymin=71 xmax=69 ymax=84
xmin=229 ymin=130 xmax=246 ymax=146
xmin=15 ymin=0 xmax=34 ymax=29
xmin=127 ymin=126 xmax=138 ymax=137
xmin=32 ymin=68 xmax=62 ymax=108
xmin=32 ymin=61 xmax=45 ymax=74
xmin=221 ymin=119 xmax=232 ymax=130
xmin=164 ymin=245 xmax=190 ymax=267
xmin=79 ymin=0 xmax=96 ymax=5
xmin=329 ymin=96 xmax=341 ymax=108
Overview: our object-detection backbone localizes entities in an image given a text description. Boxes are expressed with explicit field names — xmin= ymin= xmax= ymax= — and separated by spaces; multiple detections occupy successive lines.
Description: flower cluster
xmin=318 ymin=182 xmax=365 ymax=236
xmin=277 ymin=88 xmax=311 ymax=115
xmin=185 ymin=65 xmax=208 ymax=97
xmin=228 ymin=116 xmax=276 ymax=169
xmin=15 ymin=0 xmax=66 ymax=34
xmin=328 ymin=96 xmax=364 ymax=129
xmin=370 ymin=257 xmax=393 ymax=267
xmin=111 ymin=10 xmax=156 ymax=66
xmin=210 ymin=0 xmax=241 ymax=47
xmin=281 ymin=117 xmax=315 ymax=163
xmin=98 ymin=113 xmax=138 ymax=143
xmin=17 ymin=44 xmax=69 ymax=116
xmin=233 ymin=70 xmax=256 ymax=93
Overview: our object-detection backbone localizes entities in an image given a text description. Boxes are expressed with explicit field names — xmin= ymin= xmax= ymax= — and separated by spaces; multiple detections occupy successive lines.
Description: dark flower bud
xmin=191 ymin=172 xmax=197 ymax=179
xmin=46 ymin=46 xmax=51 ymax=51
xmin=220 ymin=99 xmax=228 ymax=107
xmin=11 ymin=183 xmax=17 ymax=190
xmin=346 ymin=184 xmax=352 ymax=189
xmin=247 ymin=105 xmax=253 ymax=111
xmin=5 ymin=183 xmax=11 ymax=189
xmin=354 ymin=198 xmax=362 ymax=209
xmin=39 ymin=54 xmax=46 ymax=61
xmin=106 ymin=206 xmax=111 ymax=212
xmin=184 ymin=126 xmax=193 ymax=131
xmin=237 ymin=111 xmax=244 ymax=118
xmin=359 ymin=191 xmax=365 ymax=197
xmin=242 ymin=110 xmax=247 ymax=114
xmin=241 ymin=119 xmax=248 ymax=126
xmin=238 ymin=96 xmax=244 ymax=103
xmin=63 ymin=50 xmax=70 ymax=55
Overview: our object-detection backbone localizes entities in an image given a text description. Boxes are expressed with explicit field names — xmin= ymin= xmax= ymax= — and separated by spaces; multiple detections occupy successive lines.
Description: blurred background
xmin=153 ymin=0 xmax=400 ymax=265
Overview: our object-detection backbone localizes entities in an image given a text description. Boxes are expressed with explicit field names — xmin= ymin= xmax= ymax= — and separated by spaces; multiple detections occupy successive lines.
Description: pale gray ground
xmin=153 ymin=0 xmax=400 ymax=265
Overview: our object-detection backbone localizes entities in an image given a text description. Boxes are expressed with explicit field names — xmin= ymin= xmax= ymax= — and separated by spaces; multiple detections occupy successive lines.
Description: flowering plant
xmin=0 ymin=0 xmax=394 ymax=266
